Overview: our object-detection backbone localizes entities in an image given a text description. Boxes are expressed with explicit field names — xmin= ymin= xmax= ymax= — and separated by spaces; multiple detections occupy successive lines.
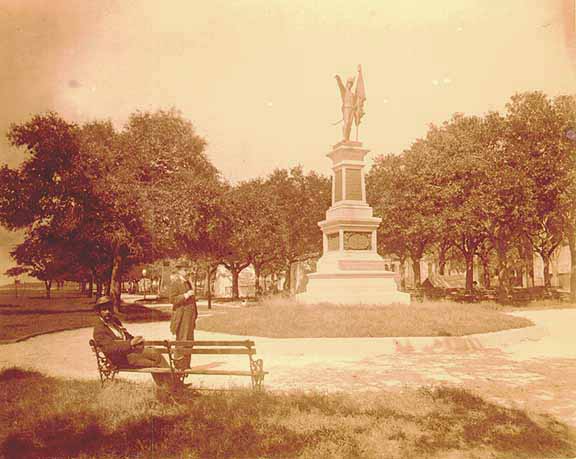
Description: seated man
xmin=92 ymin=295 xmax=171 ymax=387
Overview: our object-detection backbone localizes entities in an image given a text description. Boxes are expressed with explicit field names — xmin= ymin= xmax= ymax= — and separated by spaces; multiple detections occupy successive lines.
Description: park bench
xmin=89 ymin=339 xmax=267 ymax=391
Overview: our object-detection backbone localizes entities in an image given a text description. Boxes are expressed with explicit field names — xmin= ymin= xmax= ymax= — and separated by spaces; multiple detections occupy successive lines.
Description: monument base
xmin=296 ymin=252 xmax=411 ymax=305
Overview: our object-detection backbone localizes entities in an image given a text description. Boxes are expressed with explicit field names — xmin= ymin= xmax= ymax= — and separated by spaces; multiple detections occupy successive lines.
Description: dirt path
xmin=1 ymin=309 xmax=575 ymax=427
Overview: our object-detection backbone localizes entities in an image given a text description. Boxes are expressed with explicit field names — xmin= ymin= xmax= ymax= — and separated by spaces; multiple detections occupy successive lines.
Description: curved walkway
xmin=1 ymin=308 xmax=575 ymax=427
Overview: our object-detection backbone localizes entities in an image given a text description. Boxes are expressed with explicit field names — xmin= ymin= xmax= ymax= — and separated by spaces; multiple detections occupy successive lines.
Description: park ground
xmin=1 ymin=285 xmax=576 ymax=458
xmin=1 ymin=367 xmax=576 ymax=459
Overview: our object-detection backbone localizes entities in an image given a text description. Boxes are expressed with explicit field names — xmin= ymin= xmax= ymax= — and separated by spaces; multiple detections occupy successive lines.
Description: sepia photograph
xmin=1 ymin=1 xmax=576 ymax=458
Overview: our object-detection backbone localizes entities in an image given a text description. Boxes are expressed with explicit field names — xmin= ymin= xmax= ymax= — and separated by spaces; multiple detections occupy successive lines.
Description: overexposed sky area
xmin=0 ymin=0 xmax=575 ymax=283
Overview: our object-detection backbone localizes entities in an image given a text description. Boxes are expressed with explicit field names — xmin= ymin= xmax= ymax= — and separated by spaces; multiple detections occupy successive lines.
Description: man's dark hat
xmin=94 ymin=295 xmax=113 ymax=310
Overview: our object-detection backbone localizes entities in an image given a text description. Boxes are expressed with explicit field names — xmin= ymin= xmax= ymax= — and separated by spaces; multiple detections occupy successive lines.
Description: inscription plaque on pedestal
xmin=344 ymin=231 xmax=371 ymax=250
xmin=345 ymin=168 xmax=362 ymax=201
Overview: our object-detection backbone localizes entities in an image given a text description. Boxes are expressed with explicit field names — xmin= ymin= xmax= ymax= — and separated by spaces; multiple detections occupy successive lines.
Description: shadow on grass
xmin=1 ymin=368 xmax=575 ymax=459
xmin=0 ymin=308 xmax=93 ymax=315
xmin=419 ymin=386 xmax=575 ymax=457
xmin=1 ymin=391 xmax=306 ymax=459
xmin=0 ymin=303 xmax=169 ymax=321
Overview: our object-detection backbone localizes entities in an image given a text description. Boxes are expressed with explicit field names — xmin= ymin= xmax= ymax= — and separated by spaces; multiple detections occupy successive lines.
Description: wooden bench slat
xmin=182 ymin=370 xmax=268 ymax=376
xmin=154 ymin=348 xmax=255 ymax=355
xmin=117 ymin=368 xmax=173 ymax=373
xmin=144 ymin=340 xmax=255 ymax=347
xmin=117 ymin=368 xmax=268 ymax=376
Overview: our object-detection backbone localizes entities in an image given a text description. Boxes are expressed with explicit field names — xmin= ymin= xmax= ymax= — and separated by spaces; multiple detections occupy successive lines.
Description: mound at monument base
xmin=295 ymin=293 xmax=411 ymax=306
xmin=296 ymin=275 xmax=411 ymax=305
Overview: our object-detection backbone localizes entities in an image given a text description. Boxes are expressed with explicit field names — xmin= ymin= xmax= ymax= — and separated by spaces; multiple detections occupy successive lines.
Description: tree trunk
xmin=411 ymin=258 xmax=421 ymax=288
xmin=541 ymin=252 xmax=552 ymax=289
xmin=477 ymin=254 xmax=491 ymax=288
xmin=88 ymin=272 xmax=94 ymax=298
xmin=465 ymin=253 xmax=474 ymax=292
xmin=254 ymin=264 xmax=262 ymax=298
xmin=399 ymin=258 xmax=406 ymax=290
xmin=520 ymin=237 xmax=534 ymax=288
xmin=483 ymin=268 xmax=491 ymax=288
xmin=568 ymin=230 xmax=576 ymax=301
xmin=438 ymin=246 xmax=447 ymax=276
xmin=109 ymin=243 xmax=123 ymax=311
xmin=231 ymin=267 xmax=240 ymax=300
xmin=206 ymin=268 xmax=213 ymax=310
xmin=44 ymin=280 xmax=52 ymax=299
xmin=495 ymin=246 xmax=511 ymax=300
xmin=115 ymin=279 xmax=122 ymax=306
xmin=526 ymin=253 xmax=535 ymax=288
xmin=283 ymin=262 xmax=292 ymax=293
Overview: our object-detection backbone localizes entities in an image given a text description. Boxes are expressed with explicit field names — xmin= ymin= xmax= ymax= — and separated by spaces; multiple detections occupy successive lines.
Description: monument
xmin=297 ymin=65 xmax=410 ymax=305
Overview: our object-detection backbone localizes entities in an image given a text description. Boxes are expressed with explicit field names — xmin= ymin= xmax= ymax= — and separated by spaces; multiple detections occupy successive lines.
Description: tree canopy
xmin=0 ymin=110 xmax=222 ymax=305
xmin=368 ymin=92 xmax=576 ymax=299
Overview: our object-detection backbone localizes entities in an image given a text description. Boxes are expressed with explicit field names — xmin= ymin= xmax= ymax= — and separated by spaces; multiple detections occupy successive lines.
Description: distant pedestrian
xmin=169 ymin=263 xmax=198 ymax=370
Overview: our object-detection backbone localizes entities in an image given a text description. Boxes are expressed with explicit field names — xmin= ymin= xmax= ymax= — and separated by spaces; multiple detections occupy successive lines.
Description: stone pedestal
xmin=297 ymin=141 xmax=410 ymax=305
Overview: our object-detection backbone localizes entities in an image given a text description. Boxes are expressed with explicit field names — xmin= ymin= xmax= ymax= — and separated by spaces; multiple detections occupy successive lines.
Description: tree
xmin=460 ymin=111 xmax=534 ymax=297
xmin=369 ymin=92 xmax=575 ymax=298
xmin=0 ymin=110 xmax=222 ymax=310
xmin=217 ymin=183 xmax=259 ymax=300
xmin=266 ymin=167 xmax=331 ymax=293
xmin=367 ymin=142 xmax=440 ymax=288
xmin=366 ymin=154 xmax=410 ymax=288
xmin=230 ymin=179 xmax=283 ymax=297
xmin=0 ymin=113 xmax=100 ymax=297
xmin=552 ymin=95 xmax=576 ymax=299
xmin=9 ymin=229 xmax=79 ymax=298
xmin=424 ymin=114 xmax=491 ymax=291
xmin=475 ymin=239 xmax=494 ymax=288
xmin=81 ymin=110 xmax=221 ymax=307
xmin=211 ymin=178 xmax=287 ymax=300
xmin=503 ymin=92 xmax=568 ymax=290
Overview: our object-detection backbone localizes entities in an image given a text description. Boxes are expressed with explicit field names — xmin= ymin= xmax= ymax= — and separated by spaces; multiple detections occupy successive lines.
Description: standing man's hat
xmin=94 ymin=295 xmax=113 ymax=310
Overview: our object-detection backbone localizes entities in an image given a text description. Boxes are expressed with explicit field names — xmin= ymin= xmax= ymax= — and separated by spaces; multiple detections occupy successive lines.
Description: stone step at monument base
xmin=296 ymin=276 xmax=411 ymax=305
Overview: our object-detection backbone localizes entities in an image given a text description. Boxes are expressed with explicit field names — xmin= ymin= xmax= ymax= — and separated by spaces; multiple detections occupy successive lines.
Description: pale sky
xmin=0 ymin=0 xmax=575 ymax=284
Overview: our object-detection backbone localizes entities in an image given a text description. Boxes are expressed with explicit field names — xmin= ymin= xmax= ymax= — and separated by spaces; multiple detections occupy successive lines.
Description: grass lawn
xmin=197 ymin=299 xmax=534 ymax=338
xmin=0 ymin=287 xmax=170 ymax=342
xmin=0 ymin=368 xmax=574 ymax=459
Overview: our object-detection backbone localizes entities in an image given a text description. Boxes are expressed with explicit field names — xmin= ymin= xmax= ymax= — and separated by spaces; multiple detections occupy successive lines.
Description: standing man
xmin=169 ymin=263 xmax=198 ymax=370
xmin=92 ymin=296 xmax=171 ymax=387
